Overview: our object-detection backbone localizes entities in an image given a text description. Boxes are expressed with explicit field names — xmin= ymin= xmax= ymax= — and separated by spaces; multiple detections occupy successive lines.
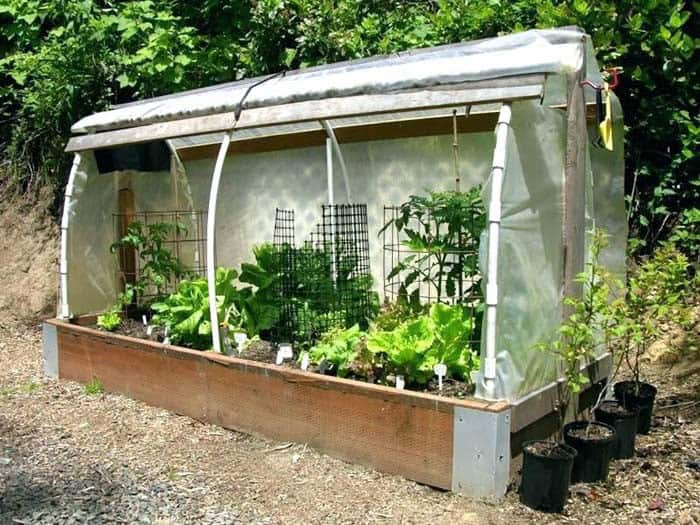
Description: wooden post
xmin=118 ymin=188 xmax=136 ymax=291
xmin=562 ymin=71 xmax=588 ymax=311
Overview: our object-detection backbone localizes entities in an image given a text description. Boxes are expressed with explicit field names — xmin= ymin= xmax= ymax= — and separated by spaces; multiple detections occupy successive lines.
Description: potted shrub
xmin=611 ymin=243 xmax=691 ymax=434
xmin=521 ymin=230 xmax=617 ymax=511
xmin=594 ymin=400 xmax=638 ymax=459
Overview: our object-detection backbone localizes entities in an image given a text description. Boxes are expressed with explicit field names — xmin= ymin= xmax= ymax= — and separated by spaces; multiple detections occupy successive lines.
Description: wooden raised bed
xmin=44 ymin=319 xmax=509 ymax=493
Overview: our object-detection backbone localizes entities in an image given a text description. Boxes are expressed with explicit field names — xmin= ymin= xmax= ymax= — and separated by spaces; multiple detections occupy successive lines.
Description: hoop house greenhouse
xmin=43 ymin=27 xmax=626 ymax=497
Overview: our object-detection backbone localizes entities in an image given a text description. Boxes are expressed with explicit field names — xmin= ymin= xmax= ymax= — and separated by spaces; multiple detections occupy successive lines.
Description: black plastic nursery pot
xmin=520 ymin=440 xmax=577 ymax=513
xmin=563 ymin=421 xmax=616 ymax=483
xmin=613 ymin=380 xmax=658 ymax=435
xmin=594 ymin=400 xmax=638 ymax=459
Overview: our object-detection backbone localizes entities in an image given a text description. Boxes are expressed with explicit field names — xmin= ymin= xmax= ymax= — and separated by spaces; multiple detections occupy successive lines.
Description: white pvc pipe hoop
xmin=482 ymin=102 xmax=512 ymax=397
xmin=59 ymin=153 xmax=83 ymax=319
xmin=320 ymin=120 xmax=351 ymax=201
xmin=206 ymin=132 xmax=232 ymax=353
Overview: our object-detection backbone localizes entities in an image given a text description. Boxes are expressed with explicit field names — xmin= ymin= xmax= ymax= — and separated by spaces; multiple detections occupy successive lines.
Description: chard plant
xmin=151 ymin=267 xmax=237 ymax=350
xmin=150 ymin=245 xmax=283 ymax=350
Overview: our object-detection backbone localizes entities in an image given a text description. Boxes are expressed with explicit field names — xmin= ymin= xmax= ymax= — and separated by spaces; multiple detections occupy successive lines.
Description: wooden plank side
xmin=58 ymin=329 xmax=208 ymax=420
xmin=50 ymin=319 xmax=504 ymax=414
xmin=55 ymin=323 xmax=454 ymax=488
xmin=65 ymin=82 xmax=543 ymax=152
xmin=176 ymin=113 xmax=499 ymax=162
xmin=205 ymin=362 xmax=453 ymax=488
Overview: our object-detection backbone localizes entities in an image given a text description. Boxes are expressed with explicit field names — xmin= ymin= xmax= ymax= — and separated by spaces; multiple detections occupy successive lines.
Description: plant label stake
xmin=142 ymin=314 xmax=148 ymax=326
xmin=164 ymin=326 xmax=169 ymax=337
xmin=146 ymin=325 xmax=153 ymax=337
xmin=300 ymin=351 xmax=310 ymax=371
xmin=233 ymin=332 xmax=248 ymax=354
xmin=163 ymin=337 xmax=170 ymax=345
xmin=396 ymin=375 xmax=405 ymax=390
xmin=279 ymin=343 xmax=293 ymax=360
xmin=220 ymin=326 xmax=232 ymax=355
xmin=434 ymin=363 xmax=447 ymax=391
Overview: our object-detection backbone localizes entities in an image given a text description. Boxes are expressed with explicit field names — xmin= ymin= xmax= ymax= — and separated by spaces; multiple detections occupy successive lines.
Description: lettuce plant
xmin=96 ymin=310 xmax=121 ymax=331
xmin=307 ymin=324 xmax=366 ymax=378
xmin=368 ymin=303 xmax=478 ymax=385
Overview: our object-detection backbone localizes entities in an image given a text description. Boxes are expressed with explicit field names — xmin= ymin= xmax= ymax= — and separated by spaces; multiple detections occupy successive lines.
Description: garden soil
xmin=1 ymin=201 xmax=699 ymax=524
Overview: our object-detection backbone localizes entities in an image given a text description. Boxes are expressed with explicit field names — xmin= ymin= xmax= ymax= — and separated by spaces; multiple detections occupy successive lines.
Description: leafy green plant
xmin=381 ymin=188 xmax=485 ymax=306
xmin=535 ymin=230 xmax=617 ymax=424
xmin=371 ymin=300 xmax=425 ymax=332
xmin=307 ymin=324 xmax=367 ymax=378
xmin=275 ymin=242 xmax=378 ymax=343
xmin=669 ymin=208 xmax=700 ymax=265
xmin=367 ymin=303 xmax=478 ymax=385
xmin=151 ymin=267 xmax=237 ymax=350
xmin=368 ymin=316 xmax=435 ymax=384
xmin=97 ymin=310 xmax=121 ymax=332
xmin=612 ymin=242 xmax=692 ymax=388
xmin=151 ymin=246 xmax=283 ymax=350
xmin=233 ymin=243 xmax=281 ymax=336
xmin=111 ymin=220 xmax=188 ymax=304
xmin=83 ymin=378 xmax=104 ymax=396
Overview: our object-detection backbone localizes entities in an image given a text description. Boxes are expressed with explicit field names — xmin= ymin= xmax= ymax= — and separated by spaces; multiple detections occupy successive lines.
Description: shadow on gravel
xmin=0 ymin=417 xmax=198 ymax=523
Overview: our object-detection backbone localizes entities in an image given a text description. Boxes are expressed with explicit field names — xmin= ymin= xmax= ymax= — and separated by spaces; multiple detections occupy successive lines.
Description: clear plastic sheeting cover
xmin=65 ymin=156 xmax=198 ymax=315
xmin=71 ymin=28 xmax=596 ymax=134
xmin=475 ymin=101 xmax=567 ymax=401
xmin=65 ymin=153 xmax=120 ymax=314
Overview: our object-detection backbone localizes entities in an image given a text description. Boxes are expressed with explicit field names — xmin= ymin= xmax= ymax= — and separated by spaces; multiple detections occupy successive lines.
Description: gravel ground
xmin=1 ymin=314 xmax=698 ymax=524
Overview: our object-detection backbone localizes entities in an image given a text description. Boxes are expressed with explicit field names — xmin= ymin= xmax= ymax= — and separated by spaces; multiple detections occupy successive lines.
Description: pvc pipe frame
xmin=320 ymin=120 xmax=351 ymax=201
xmin=482 ymin=103 xmax=512 ymax=393
xmin=59 ymin=153 xmax=83 ymax=319
xmin=206 ymin=132 xmax=232 ymax=353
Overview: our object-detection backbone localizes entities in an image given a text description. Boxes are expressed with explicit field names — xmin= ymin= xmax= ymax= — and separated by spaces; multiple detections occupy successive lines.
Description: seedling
xmin=97 ymin=310 xmax=121 ymax=331
xmin=83 ymin=378 xmax=104 ymax=396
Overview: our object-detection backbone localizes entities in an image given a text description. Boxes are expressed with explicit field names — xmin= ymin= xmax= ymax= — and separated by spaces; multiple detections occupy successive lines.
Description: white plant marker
xmin=146 ymin=325 xmax=153 ymax=336
xmin=434 ymin=363 xmax=447 ymax=391
xmin=395 ymin=375 xmax=405 ymax=390
xmin=233 ymin=332 xmax=248 ymax=354
xmin=164 ymin=326 xmax=169 ymax=337
xmin=220 ymin=326 xmax=232 ymax=355
xmin=163 ymin=337 xmax=171 ymax=346
xmin=300 ymin=352 xmax=310 ymax=371
xmin=279 ymin=343 xmax=293 ymax=360
xmin=142 ymin=314 xmax=148 ymax=326
xmin=275 ymin=350 xmax=284 ymax=365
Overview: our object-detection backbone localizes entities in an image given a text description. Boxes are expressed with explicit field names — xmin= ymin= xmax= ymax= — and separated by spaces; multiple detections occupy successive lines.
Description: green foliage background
xmin=0 ymin=0 xmax=697 ymax=253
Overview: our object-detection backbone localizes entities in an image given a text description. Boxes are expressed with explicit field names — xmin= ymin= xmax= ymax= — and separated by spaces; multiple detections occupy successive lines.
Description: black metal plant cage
xmin=113 ymin=210 xmax=207 ymax=305
xmin=273 ymin=204 xmax=374 ymax=342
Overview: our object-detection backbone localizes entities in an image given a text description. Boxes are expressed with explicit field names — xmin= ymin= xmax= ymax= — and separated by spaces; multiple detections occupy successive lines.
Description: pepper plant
xmin=380 ymin=187 xmax=485 ymax=309
xmin=110 ymin=220 xmax=189 ymax=306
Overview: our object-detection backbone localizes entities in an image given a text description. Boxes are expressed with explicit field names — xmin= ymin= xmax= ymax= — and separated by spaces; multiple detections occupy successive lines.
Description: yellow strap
xmin=598 ymin=82 xmax=613 ymax=151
